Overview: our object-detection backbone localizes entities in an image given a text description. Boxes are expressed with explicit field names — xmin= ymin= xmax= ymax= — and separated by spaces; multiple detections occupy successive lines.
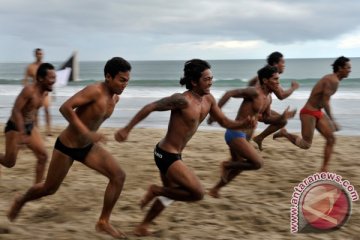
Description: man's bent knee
xmin=2 ymin=160 xmax=16 ymax=168
xmin=295 ymin=137 xmax=311 ymax=149
xmin=278 ymin=119 xmax=287 ymax=127
xmin=43 ymin=184 xmax=60 ymax=196
xmin=1 ymin=155 xmax=16 ymax=168
xmin=253 ymin=159 xmax=264 ymax=170
xmin=191 ymin=187 xmax=205 ymax=201
xmin=37 ymin=152 xmax=48 ymax=165
xmin=327 ymin=135 xmax=336 ymax=146
xmin=111 ymin=168 xmax=126 ymax=185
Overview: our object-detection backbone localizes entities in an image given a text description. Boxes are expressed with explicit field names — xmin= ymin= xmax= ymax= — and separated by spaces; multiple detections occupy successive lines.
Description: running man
xmin=8 ymin=57 xmax=130 ymax=239
xmin=208 ymin=65 xmax=296 ymax=198
xmin=0 ymin=63 xmax=55 ymax=183
xmin=115 ymin=59 xmax=256 ymax=236
xmin=273 ymin=56 xmax=351 ymax=172
xmin=23 ymin=48 xmax=52 ymax=136
xmin=248 ymin=52 xmax=299 ymax=150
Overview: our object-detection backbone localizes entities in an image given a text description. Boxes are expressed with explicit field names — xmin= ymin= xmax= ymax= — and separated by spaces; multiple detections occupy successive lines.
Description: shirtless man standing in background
xmin=23 ymin=48 xmax=52 ymax=136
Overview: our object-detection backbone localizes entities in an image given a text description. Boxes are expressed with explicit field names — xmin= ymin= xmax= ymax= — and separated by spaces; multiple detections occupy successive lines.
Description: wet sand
xmin=0 ymin=126 xmax=359 ymax=239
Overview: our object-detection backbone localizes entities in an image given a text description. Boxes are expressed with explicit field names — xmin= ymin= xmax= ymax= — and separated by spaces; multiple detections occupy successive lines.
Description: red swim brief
xmin=300 ymin=107 xmax=324 ymax=120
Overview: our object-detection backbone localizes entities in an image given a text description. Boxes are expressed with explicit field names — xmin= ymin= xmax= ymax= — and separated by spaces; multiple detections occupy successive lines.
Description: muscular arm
xmin=125 ymin=93 xmax=188 ymax=131
xmin=59 ymin=85 xmax=100 ymax=135
xmin=207 ymin=87 xmax=258 ymax=125
xmin=262 ymin=103 xmax=296 ymax=125
xmin=261 ymin=100 xmax=282 ymax=124
xmin=273 ymin=81 xmax=299 ymax=100
xmin=209 ymin=94 xmax=254 ymax=129
xmin=218 ymin=87 xmax=258 ymax=109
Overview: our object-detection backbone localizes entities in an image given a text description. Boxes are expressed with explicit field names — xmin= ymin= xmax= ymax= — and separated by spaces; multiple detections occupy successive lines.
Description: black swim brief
xmin=154 ymin=143 xmax=182 ymax=175
xmin=54 ymin=137 xmax=93 ymax=162
xmin=4 ymin=119 xmax=34 ymax=135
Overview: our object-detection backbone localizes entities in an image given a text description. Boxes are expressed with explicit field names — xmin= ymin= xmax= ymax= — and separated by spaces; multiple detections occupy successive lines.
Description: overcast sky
xmin=1 ymin=0 xmax=360 ymax=62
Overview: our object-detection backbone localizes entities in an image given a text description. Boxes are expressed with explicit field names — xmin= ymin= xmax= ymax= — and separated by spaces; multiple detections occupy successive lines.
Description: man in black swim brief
xmin=8 ymin=57 xmax=131 ymax=239
xmin=1 ymin=63 xmax=56 ymax=184
xmin=4 ymin=119 xmax=34 ymax=136
xmin=54 ymin=137 xmax=93 ymax=162
xmin=154 ymin=143 xmax=182 ymax=175
xmin=115 ymin=59 xmax=254 ymax=236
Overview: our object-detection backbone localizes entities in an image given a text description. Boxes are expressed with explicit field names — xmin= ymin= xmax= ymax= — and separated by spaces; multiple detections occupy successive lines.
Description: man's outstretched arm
xmin=115 ymin=93 xmax=188 ymax=141
xmin=273 ymin=81 xmax=299 ymax=100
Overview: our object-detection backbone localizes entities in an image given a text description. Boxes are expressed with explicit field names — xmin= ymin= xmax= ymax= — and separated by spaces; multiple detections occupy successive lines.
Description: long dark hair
xmin=180 ymin=59 xmax=211 ymax=90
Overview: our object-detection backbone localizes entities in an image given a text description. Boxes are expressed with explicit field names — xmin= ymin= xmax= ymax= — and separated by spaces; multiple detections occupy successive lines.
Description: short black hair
xmin=332 ymin=56 xmax=350 ymax=72
xmin=180 ymin=59 xmax=211 ymax=90
xmin=257 ymin=65 xmax=278 ymax=85
xmin=104 ymin=57 xmax=132 ymax=78
xmin=36 ymin=63 xmax=54 ymax=80
xmin=34 ymin=48 xmax=42 ymax=54
xmin=267 ymin=51 xmax=283 ymax=66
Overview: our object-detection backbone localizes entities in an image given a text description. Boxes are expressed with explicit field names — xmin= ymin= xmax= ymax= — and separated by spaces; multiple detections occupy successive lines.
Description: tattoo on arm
xmin=155 ymin=94 xmax=188 ymax=111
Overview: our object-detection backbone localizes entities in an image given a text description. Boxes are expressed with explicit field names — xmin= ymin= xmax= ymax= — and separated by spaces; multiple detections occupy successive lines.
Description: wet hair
xmin=267 ymin=51 xmax=283 ymax=66
xmin=257 ymin=65 xmax=278 ymax=85
xmin=180 ymin=59 xmax=211 ymax=90
xmin=332 ymin=56 xmax=350 ymax=72
xmin=104 ymin=57 xmax=132 ymax=78
xmin=36 ymin=63 xmax=54 ymax=80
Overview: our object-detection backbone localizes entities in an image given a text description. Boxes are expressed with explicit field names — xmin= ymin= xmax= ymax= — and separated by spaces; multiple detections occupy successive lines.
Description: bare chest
xmin=27 ymin=94 xmax=45 ymax=110
xmin=182 ymin=99 xmax=211 ymax=124
xmin=253 ymin=94 xmax=270 ymax=113
xmin=29 ymin=65 xmax=39 ymax=80
xmin=92 ymin=98 xmax=116 ymax=120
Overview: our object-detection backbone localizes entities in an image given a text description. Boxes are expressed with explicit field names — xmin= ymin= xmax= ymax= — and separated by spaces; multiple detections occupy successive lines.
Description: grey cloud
xmin=2 ymin=0 xmax=360 ymax=45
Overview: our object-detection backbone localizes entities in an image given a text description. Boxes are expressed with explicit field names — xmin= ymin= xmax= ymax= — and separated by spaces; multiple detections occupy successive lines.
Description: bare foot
xmin=134 ymin=224 xmax=152 ymax=237
xmin=273 ymin=128 xmax=287 ymax=140
xmin=208 ymin=188 xmax=220 ymax=198
xmin=7 ymin=195 xmax=23 ymax=222
xmin=140 ymin=185 xmax=157 ymax=210
xmin=253 ymin=136 xmax=263 ymax=151
xmin=95 ymin=221 xmax=126 ymax=239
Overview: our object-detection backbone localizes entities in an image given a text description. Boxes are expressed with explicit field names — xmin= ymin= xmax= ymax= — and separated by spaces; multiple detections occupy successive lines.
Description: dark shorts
xmin=224 ymin=129 xmax=247 ymax=145
xmin=54 ymin=137 xmax=93 ymax=162
xmin=154 ymin=144 xmax=182 ymax=175
xmin=4 ymin=119 xmax=34 ymax=135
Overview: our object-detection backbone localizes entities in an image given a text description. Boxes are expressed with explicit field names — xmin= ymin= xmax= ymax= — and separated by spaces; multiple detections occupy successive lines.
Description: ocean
xmin=0 ymin=58 xmax=359 ymax=135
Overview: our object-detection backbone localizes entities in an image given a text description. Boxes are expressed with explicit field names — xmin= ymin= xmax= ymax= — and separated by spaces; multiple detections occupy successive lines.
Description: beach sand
xmin=0 ymin=126 xmax=359 ymax=240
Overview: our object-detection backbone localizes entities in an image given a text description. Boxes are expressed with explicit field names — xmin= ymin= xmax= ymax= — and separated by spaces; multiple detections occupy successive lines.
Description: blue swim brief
xmin=224 ymin=129 xmax=247 ymax=145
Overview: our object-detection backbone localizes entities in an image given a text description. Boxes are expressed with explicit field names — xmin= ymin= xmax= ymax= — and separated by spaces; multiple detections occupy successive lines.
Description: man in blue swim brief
xmin=224 ymin=129 xmax=247 ymax=145
xmin=207 ymin=65 xmax=296 ymax=198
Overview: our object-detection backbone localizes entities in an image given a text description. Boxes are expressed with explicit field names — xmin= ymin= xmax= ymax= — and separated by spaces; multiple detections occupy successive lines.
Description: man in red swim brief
xmin=300 ymin=107 xmax=324 ymax=120
xmin=273 ymin=56 xmax=351 ymax=172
